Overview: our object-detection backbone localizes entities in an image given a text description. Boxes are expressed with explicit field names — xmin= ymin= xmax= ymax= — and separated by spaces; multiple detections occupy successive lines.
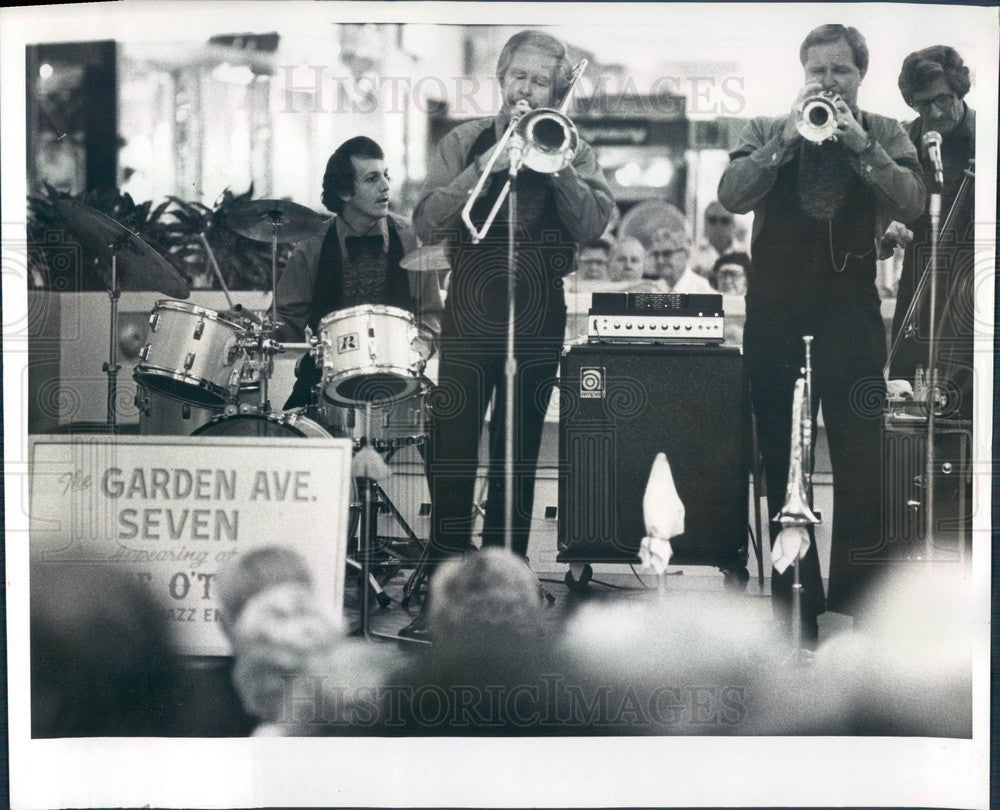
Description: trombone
xmin=462 ymin=59 xmax=588 ymax=243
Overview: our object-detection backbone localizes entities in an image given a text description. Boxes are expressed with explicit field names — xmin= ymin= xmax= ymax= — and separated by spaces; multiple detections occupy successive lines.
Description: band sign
xmin=338 ymin=333 xmax=359 ymax=353
xmin=29 ymin=434 xmax=353 ymax=655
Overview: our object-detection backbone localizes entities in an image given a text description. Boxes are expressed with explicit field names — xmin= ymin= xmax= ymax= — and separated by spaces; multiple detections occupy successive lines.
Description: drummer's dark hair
xmin=322 ymin=136 xmax=385 ymax=214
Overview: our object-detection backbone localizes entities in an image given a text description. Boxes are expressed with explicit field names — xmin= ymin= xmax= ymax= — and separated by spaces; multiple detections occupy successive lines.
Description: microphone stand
xmin=884 ymin=161 xmax=974 ymax=375
xmin=924 ymin=188 xmax=941 ymax=562
xmin=503 ymin=147 xmax=524 ymax=550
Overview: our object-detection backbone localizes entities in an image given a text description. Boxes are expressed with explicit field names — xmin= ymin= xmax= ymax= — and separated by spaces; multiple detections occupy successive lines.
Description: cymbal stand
xmin=103 ymin=243 xmax=122 ymax=430
xmin=269 ymin=215 xmax=282 ymax=326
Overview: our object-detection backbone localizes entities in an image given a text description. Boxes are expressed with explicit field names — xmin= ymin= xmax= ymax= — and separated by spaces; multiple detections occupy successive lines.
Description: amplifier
xmin=587 ymin=292 xmax=725 ymax=344
xmin=874 ymin=420 xmax=972 ymax=562
xmin=557 ymin=344 xmax=749 ymax=567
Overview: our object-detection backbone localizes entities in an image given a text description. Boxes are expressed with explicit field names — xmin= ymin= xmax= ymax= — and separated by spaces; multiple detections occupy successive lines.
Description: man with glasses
xmin=885 ymin=46 xmax=975 ymax=420
xmin=691 ymin=200 xmax=750 ymax=282
xmin=633 ymin=206 xmax=715 ymax=294
xmin=718 ymin=24 xmax=925 ymax=640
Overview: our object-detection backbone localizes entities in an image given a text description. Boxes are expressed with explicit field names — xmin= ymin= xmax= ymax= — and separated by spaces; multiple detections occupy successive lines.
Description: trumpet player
xmin=409 ymin=31 xmax=613 ymax=635
xmin=718 ymin=24 xmax=925 ymax=637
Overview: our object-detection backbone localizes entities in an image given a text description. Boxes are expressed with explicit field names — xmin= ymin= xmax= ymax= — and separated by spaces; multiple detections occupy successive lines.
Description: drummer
xmin=274 ymin=136 xmax=444 ymax=409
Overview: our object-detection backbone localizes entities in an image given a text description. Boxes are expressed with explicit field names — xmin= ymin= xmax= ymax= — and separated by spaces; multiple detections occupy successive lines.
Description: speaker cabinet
xmin=876 ymin=422 xmax=971 ymax=561
xmin=557 ymin=345 xmax=749 ymax=567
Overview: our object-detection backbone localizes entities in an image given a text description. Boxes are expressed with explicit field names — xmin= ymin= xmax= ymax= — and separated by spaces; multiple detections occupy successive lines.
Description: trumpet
xmin=462 ymin=59 xmax=587 ymax=243
xmin=797 ymin=90 xmax=841 ymax=143
xmin=773 ymin=336 xmax=821 ymax=654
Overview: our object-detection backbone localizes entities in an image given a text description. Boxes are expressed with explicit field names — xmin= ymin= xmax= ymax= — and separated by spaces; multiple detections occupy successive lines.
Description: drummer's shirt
xmin=334 ymin=215 xmax=390 ymax=307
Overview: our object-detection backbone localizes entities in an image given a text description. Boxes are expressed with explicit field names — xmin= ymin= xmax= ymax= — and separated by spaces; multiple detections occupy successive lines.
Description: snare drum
xmin=134 ymin=300 xmax=248 ymax=408
xmin=316 ymin=391 xmax=427 ymax=450
xmin=317 ymin=304 xmax=421 ymax=405
xmin=191 ymin=408 xmax=331 ymax=438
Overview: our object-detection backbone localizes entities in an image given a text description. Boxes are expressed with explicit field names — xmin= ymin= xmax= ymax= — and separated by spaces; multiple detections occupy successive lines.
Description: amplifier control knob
xmin=637 ymin=323 xmax=645 ymax=330
xmin=685 ymin=324 xmax=693 ymax=331
xmin=673 ymin=324 xmax=680 ymax=330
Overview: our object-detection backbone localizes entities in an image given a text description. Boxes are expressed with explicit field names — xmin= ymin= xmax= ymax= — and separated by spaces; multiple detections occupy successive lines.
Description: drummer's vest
xmin=446 ymin=120 xmax=574 ymax=336
xmin=307 ymin=219 xmax=414 ymax=333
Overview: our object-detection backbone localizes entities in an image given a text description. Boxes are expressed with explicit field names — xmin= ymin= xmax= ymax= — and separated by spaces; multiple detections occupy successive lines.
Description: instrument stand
xmin=103 ymin=245 xmax=122 ymax=430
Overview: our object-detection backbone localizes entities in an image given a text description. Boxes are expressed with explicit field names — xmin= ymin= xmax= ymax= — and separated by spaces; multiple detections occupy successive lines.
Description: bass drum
xmin=191 ymin=409 xmax=331 ymax=438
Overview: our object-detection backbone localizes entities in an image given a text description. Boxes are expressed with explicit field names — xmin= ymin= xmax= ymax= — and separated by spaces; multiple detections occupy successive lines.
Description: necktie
xmin=344 ymin=234 xmax=384 ymax=261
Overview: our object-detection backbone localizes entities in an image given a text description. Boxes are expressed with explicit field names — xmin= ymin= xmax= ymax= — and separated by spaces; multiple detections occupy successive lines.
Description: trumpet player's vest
xmin=444 ymin=121 xmax=574 ymax=339
xmin=746 ymin=141 xmax=881 ymax=334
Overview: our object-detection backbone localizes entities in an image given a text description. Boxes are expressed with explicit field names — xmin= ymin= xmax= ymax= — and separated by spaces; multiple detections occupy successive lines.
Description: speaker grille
xmin=558 ymin=345 xmax=749 ymax=566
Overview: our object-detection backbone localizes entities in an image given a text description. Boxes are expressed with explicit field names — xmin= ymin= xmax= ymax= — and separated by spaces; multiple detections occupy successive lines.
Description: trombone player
xmin=409 ymin=31 xmax=613 ymax=634
xmin=718 ymin=24 xmax=925 ymax=640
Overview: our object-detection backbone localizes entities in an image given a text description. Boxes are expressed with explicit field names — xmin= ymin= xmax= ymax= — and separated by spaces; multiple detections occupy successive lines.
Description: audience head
xmin=898 ymin=45 xmax=970 ymax=135
xmin=609 ymin=236 xmax=646 ymax=282
xmin=577 ymin=239 xmax=611 ymax=281
xmin=31 ymin=562 xmax=180 ymax=737
xmin=428 ymin=548 xmax=545 ymax=662
xmin=217 ymin=547 xmax=337 ymax=721
xmin=647 ymin=215 xmax=690 ymax=287
xmin=712 ymin=251 xmax=750 ymax=295
xmin=703 ymin=201 xmax=737 ymax=254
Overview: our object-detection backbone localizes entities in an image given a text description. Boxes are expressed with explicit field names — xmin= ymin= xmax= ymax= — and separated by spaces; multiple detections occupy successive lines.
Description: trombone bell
xmin=516 ymin=109 xmax=579 ymax=174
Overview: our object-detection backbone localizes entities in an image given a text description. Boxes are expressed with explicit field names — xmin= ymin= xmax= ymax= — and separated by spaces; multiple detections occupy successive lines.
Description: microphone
xmin=921 ymin=131 xmax=944 ymax=188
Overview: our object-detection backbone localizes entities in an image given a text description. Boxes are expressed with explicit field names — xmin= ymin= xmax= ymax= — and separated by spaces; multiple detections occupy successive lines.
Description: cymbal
xmin=54 ymin=199 xmax=190 ymax=299
xmin=399 ymin=243 xmax=450 ymax=273
xmin=222 ymin=199 xmax=327 ymax=243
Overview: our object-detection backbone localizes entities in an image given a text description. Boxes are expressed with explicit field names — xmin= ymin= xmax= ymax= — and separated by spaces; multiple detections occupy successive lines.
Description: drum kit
xmin=56 ymin=196 xmax=450 ymax=638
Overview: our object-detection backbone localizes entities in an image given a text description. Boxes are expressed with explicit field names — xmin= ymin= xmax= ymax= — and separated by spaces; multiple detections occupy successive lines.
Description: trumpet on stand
xmin=773 ymin=336 xmax=821 ymax=659
xmin=460 ymin=59 xmax=587 ymax=549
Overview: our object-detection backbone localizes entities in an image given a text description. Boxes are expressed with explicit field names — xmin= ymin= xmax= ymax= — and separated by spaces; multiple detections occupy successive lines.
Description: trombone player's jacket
xmin=414 ymin=114 xmax=614 ymax=339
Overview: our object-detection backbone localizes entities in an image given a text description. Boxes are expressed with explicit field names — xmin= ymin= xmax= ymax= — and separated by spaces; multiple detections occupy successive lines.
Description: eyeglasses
xmin=650 ymin=248 xmax=687 ymax=259
xmin=911 ymin=93 xmax=957 ymax=114
xmin=706 ymin=216 xmax=733 ymax=226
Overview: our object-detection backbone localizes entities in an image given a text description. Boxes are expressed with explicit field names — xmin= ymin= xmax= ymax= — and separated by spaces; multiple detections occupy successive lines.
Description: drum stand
xmin=351 ymin=403 xmax=432 ymax=643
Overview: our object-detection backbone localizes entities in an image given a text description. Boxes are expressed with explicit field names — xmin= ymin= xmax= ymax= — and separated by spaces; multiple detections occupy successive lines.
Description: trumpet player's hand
xmin=831 ymin=96 xmax=869 ymax=153
xmin=886 ymin=379 xmax=914 ymax=400
xmin=882 ymin=220 xmax=914 ymax=248
xmin=782 ymin=82 xmax=822 ymax=142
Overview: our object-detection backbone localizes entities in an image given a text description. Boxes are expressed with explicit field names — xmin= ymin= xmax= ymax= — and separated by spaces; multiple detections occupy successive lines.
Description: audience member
xmin=216 ymin=547 xmax=339 ymax=729
xmin=31 ymin=562 xmax=181 ymax=737
xmin=691 ymin=200 xmax=750 ymax=280
xmin=712 ymin=250 xmax=751 ymax=295
xmin=634 ymin=222 xmax=715 ymax=294
xmin=608 ymin=236 xmax=646 ymax=284
xmin=577 ymin=239 xmax=611 ymax=282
